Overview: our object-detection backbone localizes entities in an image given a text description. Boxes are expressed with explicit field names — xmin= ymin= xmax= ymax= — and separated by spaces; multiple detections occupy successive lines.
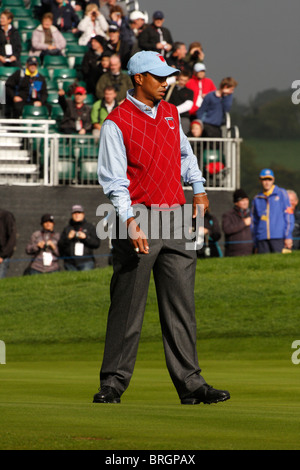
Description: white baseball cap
xmin=129 ymin=10 xmax=146 ymax=21
xmin=194 ymin=63 xmax=206 ymax=72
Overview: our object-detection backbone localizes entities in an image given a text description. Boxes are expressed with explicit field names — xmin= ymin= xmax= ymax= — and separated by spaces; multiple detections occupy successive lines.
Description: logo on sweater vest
xmin=165 ymin=117 xmax=175 ymax=129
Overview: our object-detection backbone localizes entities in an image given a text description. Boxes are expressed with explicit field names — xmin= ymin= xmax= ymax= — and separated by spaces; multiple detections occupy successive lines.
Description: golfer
xmin=94 ymin=50 xmax=230 ymax=405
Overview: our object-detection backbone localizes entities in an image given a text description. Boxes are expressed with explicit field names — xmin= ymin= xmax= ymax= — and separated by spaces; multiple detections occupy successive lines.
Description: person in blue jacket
xmin=251 ymin=169 xmax=294 ymax=254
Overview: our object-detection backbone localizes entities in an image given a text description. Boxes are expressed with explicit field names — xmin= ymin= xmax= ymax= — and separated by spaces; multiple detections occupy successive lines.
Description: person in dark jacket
xmin=25 ymin=214 xmax=60 ymax=275
xmin=5 ymin=56 xmax=48 ymax=118
xmin=0 ymin=208 xmax=16 ymax=279
xmin=0 ymin=9 xmax=22 ymax=67
xmin=58 ymin=85 xmax=92 ymax=134
xmin=81 ymin=35 xmax=109 ymax=95
xmin=41 ymin=0 xmax=80 ymax=33
xmin=222 ymin=189 xmax=253 ymax=257
xmin=58 ymin=204 xmax=100 ymax=271
xmin=196 ymin=210 xmax=222 ymax=258
xmin=138 ymin=10 xmax=173 ymax=57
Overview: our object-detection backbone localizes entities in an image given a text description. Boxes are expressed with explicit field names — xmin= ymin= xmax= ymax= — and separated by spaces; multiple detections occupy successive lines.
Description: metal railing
xmin=0 ymin=119 xmax=242 ymax=189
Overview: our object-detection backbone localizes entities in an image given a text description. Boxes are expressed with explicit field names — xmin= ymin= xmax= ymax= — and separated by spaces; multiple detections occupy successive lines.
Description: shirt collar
xmin=126 ymin=89 xmax=159 ymax=118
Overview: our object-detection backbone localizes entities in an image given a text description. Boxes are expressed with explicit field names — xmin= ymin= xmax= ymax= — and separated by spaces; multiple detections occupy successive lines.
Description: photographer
xmin=78 ymin=3 xmax=108 ymax=46
xmin=58 ymin=205 xmax=100 ymax=271
xmin=185 ymin=41 xmax=205 ymax=70
xmin=25 ymin=214 xmax=60 ymax=275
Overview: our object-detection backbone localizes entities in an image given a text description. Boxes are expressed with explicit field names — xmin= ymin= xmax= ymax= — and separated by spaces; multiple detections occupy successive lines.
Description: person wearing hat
xmin=105 ymin=23 xmax=131 ymax=69
xmin=78 ymin=3 xmax=108 ymax=46
xmin=58 ymin=85 xmax=92 ymax=134
xmin=138 ymin=11 xmax=173 ymax=57
xmin=5 ymin=56 xmax=49 ymax=118
xmin=251 ymin=169 xmax=294 ymax=254
xmin=58 ymin=205 xmax=100 ymax=271
xmin=185 ymin=62 xmax=216 ymax=118
xmin=25 ymin=214 xmax=60 ymax=275
xmin=81 ymin=35 xmax=109 ymax=95
xmin=94 ymin=50 xmax=230 ymax=406
xmin=222 ymin=189 xmax=254 ymax=257
xmin=196 ymin=76 xmax=238 ymax=138
xmin=125 ymin=10 xmax=147 ymax=56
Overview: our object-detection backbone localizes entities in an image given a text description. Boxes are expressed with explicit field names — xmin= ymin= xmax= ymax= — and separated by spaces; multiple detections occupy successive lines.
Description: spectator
xmin=91 ymin=85 xmax=118 ymax=139
xmin=0 ymin=9 xmax=22 ymax=67
xmin=196 ymin=76 xmax=238 ymax=138
xmin=187 ymin=119 xmax=202 ymax=163
xmin=287 ymin=189 xmax=300 ymax=250
xmin=109 ymin=5 xmax=130 ymax=43
xmin=30 ymin=12 xmax=66 ymax=63
xmin=58 ymin=85 xmax=92 ymax=134
xmin=25 ymin=214 xmax=60 ymax=275
xmin=81 ymin=35 xmax=108 ymax=95
xmin=0 ymin=208 xmax=16 ymax=279
xmin=41 ymin=0 xmax=80 ymax=33
xmin=222 ymin=189 xmax=253 ymax=257
xmin=58 ymin=204 xmax=100 ymax=271
xmin=196 ymin=209 xmax=222 ymax=258
xmin=100 ymin=0 xmax=128 ymax=21
xmin=138 ymin=10 xmax=173 ymax=57
xmin=105 ymin=24 xmax=131 ymax=69
xmin=185 ymin=41 xmax=205 ymax=70
xmin=95 ymin=53 xmax=131 ymax=102
xmin=5 ymin=57 xmax=48 ymax=118
xmin=186 ymin=63 xmax=216 ymax=119
xmin=166 ymin=71 xmax=193 ymax=134
xmin=251 ymin=169 xmax=294 ymax=254
xmin=167 ymin=42 xmax=191 ymax=73
xmin=127 ymin=10 xmax=147 ymax=55
xmin=77 ymin=3 xmax=108 ymax=46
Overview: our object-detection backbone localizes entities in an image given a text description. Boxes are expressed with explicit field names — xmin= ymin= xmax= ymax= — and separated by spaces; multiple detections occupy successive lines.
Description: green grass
xmin=1 ymin=253 xmax=300 ymax=450
xmin=246 ymin=138 xmax=300 ymax=170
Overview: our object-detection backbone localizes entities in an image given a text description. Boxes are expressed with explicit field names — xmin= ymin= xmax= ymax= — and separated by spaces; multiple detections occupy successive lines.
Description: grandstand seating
xmin=22 ymin=105 xmax=49 ymax=119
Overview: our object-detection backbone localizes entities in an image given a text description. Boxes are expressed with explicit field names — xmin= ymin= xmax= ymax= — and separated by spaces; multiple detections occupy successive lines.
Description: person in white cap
xmin=186 ymin=62 xmax=216 ymax=118
xmin=94 ymin=50 xmax=230 ymax=406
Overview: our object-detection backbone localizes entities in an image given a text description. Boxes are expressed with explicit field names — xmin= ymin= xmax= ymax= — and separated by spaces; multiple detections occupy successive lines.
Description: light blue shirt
xmin=97 ymin=89 xmax=206 ymax=222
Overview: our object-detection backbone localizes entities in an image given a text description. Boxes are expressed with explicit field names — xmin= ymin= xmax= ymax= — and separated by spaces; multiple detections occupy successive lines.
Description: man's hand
xmin=284 ymin=238 xmax=293 ymax=249
xmin=193 ymin=193 xmax=209 ymax=219
xmin=126 ymin=217 xmax=149 ymax=254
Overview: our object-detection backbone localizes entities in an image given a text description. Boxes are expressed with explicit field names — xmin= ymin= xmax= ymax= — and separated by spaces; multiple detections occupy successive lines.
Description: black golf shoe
xmin=93 ymin=386 xmax=121 ymax=403
xmin=181 ymin=384 xmax=230 ymax=405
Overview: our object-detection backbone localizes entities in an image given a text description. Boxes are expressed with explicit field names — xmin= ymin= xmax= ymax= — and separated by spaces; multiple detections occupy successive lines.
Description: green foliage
xmin=232 ymin=88 xmax=300 ymax=139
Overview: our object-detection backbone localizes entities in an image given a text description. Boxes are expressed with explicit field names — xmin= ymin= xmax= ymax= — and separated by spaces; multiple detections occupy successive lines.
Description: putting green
xmin=1 ymin=338 xmax=299 ymax=450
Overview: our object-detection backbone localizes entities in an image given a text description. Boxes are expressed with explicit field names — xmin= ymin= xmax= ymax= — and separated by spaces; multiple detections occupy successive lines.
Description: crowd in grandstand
xmin=1 ymin=1 xmax=236 ymax=138
xmin=0 ymin=1 xmax=299 ymax=279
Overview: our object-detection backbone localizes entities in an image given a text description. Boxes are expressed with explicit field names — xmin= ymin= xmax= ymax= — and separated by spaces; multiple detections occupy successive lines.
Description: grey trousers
xmin=99 ymin=207 xmax=206 ymax=399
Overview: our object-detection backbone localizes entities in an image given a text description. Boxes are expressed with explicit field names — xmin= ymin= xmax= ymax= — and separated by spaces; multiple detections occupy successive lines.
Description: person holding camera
xmin=78 ymin=3 xmax=108 ymax=46
xmin=58 ymin=205 xmax=100 ymax=271
xmin=25 ymin=214 xmax=60 ymax=275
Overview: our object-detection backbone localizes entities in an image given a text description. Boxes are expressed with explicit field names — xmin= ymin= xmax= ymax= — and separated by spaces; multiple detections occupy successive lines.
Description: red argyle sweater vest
xmin=107 ymin=98 xmax=186 ymax=208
